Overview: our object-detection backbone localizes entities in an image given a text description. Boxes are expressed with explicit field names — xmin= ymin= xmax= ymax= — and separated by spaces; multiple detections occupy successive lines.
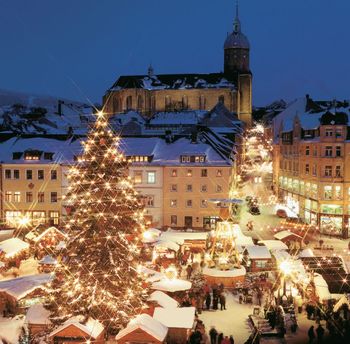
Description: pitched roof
xmin=153 ymin=306 xmax=196 ymax=329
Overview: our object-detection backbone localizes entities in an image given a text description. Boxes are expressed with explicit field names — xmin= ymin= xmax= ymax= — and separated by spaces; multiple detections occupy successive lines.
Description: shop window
xmin=31 ymin=211 xmax=46 ymax=226
xmin=5 ymin=211 xmax=21 ymax=226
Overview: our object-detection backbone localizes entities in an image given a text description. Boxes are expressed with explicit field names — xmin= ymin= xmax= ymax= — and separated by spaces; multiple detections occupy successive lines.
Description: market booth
xmin=116 ymin=313 xmax=168 ymax=344
xmin=0 ymin=274 xmax=52 ymax=315
xmin=274 ymin=230 xmax=303 ymax=250
xmin=243 ymin=246 xmax=272 ymax=273
xmin=25 ymin=303 xmax=51 ymax=335
xmin=49 ymin=317 xmax=105 ymax=344
xmin=0 ymin=237 xmax=29 ymax=269
xmin=153 ymin=306 xmax=196 ymax=344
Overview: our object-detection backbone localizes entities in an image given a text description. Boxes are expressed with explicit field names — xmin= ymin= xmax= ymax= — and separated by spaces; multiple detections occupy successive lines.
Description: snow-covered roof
xmin=50 ymin=317 xmax=104 ymax=339
xmin=39 ymin=255 xmax=57 ymax=265
xmin=0 ymin=137 xmax=82 ymax=164
xmin=0 ymin=274 xmax=52 ymax=300
xmin=33 ymin=226 xmax=67 ymax=242
xmin=148 ymin=291 xmax=179 ymax=308
xmin=259 ymin=240 xmax=288 ymax=252
xmin=153 ymin=306 xmax=196 ymax=329
xmin=138 ymin=266 xmax=165 ymax=283
xmin=154 ymin=240 xmax=180 ymax=252
xmin=151 ymin=278 xmax=192 ymax=293
xmin=245 ymin=246 xmax=272 ymax=260
xmin=271 ymin=250 xmax=291 ymax=264
xmin=314 ymin=273 xmax=332 ymax=301
xmin=298 ymin=248 xmax=315 ymax=258
xmin=142 ymin=228 xmax=162 ymax=244
xmin=274 ymin=230 xmax=302 ymax=241
xmin=0 ymin=238 xmax=29 ymax=258
xmin=203 ymin=266 xmax=246 ymax=277
xmin=159 ymin=230 xmax=208 ymax=245
xmin=333 ymin=294 xmax=350 ymax=312
xmin=115 ymin=314 xmax=168 ymax=341
xmin=25 ymin=304 xmax=51 ymax=325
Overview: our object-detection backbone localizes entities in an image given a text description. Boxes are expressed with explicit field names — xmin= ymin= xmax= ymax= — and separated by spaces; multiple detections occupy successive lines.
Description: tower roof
xmin=224 ymin=2 xmax=250 ymax=50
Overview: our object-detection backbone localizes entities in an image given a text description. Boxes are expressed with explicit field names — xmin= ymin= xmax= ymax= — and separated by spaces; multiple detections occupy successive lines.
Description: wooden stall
xmin=243 ymin=246 xmax=272 ymax=273
xmin=25 ymin=303 xmax=51 ymax=336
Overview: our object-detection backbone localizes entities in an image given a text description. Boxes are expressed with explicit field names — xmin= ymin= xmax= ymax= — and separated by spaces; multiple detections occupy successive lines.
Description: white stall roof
xmin=25 ymin=304 xmax=51 ymax=325
xmin=259 ymin=240 xmax=288 ymax=251
xmin=116 ymin=314 xmax=168 ymax=341
xmin=153 ymin=306 xmax=196 ymax=329
xmin=148 ymin=291 xmax=179 ymax=308
xmin=246 ymin=246 xmax=272 ymax=259
xmin=0 ymin=238 xmax=29 ymax=258
xmin=274 ymin=230 xmax=302 ymax=241
xmin=151 ymin=278 xmax=192 ymax=292
xmin=154 ymin=240 xmax=180 ymax=252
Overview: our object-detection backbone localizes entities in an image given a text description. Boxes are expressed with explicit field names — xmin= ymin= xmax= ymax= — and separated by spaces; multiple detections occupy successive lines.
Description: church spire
xmin=233 ymin=0 xmax=241 ymax=33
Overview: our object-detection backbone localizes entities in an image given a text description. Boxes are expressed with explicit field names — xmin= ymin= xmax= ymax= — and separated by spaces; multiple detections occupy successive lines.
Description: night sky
xmin=0 ymin=0 xmax=349 ymax=106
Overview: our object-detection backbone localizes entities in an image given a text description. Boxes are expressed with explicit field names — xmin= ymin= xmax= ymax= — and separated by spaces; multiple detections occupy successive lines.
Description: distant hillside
xmin=0 ymin=89 xmax=94 ymax=136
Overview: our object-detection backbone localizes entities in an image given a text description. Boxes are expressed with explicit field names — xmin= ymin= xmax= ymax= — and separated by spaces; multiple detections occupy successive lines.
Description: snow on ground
xmin=199 ymin=292 xmax=252 ymax=343
xmin=0 ymin=315 xmax=25 ymax=344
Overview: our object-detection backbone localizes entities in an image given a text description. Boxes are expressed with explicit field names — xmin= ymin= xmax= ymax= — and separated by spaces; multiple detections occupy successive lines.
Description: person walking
xmin=220 ymin=292 xmax=226 ymax=310
xmin=205 ymin=292 xmax=211 ymax=310
xmin=218 ymin=333 xmax=224 ymax=344
xmin=316 ymin=324 xmax=325 ymax=342
xmin=209 ymin=327 xmax=218 ymax=344
xmin=229 ymin=335 xmax=234 ymax=344
xmin=308 ymin=325 xmax=316 ymax=343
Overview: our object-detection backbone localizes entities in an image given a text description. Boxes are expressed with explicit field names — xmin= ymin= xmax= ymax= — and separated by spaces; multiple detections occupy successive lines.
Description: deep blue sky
xmin=0 ymin=0 xmax=349 ymax=106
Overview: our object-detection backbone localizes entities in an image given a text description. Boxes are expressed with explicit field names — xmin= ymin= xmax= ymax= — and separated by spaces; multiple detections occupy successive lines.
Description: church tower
xmin=224 ymin=2 xmax=252 ymax=126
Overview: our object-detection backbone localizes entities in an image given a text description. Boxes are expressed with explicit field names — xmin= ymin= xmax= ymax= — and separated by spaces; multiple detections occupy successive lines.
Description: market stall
xmin=0 ymin=238 xmax=29 ymax=270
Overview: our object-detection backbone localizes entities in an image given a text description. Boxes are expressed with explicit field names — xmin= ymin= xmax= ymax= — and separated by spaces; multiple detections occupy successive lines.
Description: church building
xmin=103 ymin=5 xmax=252 ymax=126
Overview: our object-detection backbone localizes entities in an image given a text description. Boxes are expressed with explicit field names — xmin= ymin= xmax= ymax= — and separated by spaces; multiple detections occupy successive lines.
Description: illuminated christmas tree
xmin=47 ymin=111 xmax=148 ymax=333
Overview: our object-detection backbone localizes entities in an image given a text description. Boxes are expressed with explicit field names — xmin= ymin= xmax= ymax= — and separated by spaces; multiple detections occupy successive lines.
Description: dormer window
xmin=12 ymin=152 xmax=22 ymax=160
xmin=180 ymin=155 xmax=206 ymax=163
xmin=24 ymin=150 xmax=42 ymax=160
xmin=44 ymin=152 xmax=54 ymax=160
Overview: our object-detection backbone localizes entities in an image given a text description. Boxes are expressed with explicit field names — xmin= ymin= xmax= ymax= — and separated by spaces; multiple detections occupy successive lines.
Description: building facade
xmin=103 ymin=6 xmax=252 ymax=126
xmin=273 ymin=96 xmax=350 ymax=237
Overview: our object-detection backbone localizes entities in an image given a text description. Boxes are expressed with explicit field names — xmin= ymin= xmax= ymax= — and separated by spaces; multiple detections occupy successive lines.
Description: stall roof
xmin=159 ymin=230 xmax=208 ymax=245
xmin=245 ymin=246 xmax=272 ymax=259
xmin=39 ymin=255 xmax=57 ymax=265
xmin=274 ymin=230 xmax=302 ymax=241
xmin=259 ymin=240 xmax=288 ymax=251
xmin=314 ymin=273 xmax=332 ymax=301
xmin=333 ymin=295 xmax=350 ymax=313
xmin=25 ymin=304 xmax=51 ymax=325
xmin=115 ymin=314 xmax=168 ymax=341
xmin=50 ymin=317 xmax=104 ymax=339
xmin=0 ymin=274 xmax=52 ymax=300
xmin=203 ymin=266 xmax=246 ymax=277
xmin=154 ymin=240 xmax=180 ymax=252
xmin=298 ymin=248 xmax=315 ymax=258
xmin=148 ymin=291 xmax=179 ymax=308
xmin=0 ymin=238 xmax=29 ymax=258
xmin=151 ymin=279 xmax=192 ymax=293
xmin=153 ymin=306 xmax=196 ymax=329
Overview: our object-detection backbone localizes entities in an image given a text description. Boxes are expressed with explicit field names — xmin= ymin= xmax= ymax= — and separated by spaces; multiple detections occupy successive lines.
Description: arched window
xmin=199 ymin=95 xmax=206 ymax=110
xmin=151 ymin=96 xmax=156 ymax=112
xmin=218 ymin=95 xmax=225 ymax=105
xmin=113 ymin=98 xmax=120 ymax=113
xmin=137 ymin=95 xmax=143 ymax=111
xmin=126 ymin=96 xmax=133 ymax=110
xmin=182 ymin=95 xmax=188 ymax=110
xmin=165 ymin=95 xmax=171 ymax=110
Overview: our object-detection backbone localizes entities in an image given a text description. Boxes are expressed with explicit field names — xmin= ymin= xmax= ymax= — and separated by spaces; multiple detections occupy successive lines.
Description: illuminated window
xmin=324 ymin=186 xmax=332 ymax=200
xmin=26 ymin=192 xmax=33 ymax=203
xmin=13 ymin=192 xmax=21 ymax=202
xmin=5 ymin=211 xmax=21 ymax=226
xmin=134 ymin=171 xmax=142 ymax=184
xmin=24 ymin=150 xmax=41 ymax=160
xmin=171 ymin=169 xmax=177 ymax=177
xmin=49 ymin=211 xmax=59 ymax=225
xmin=187 ymin=169 xmax=192 ymax=177
xmin=201 ymin=200 xmax=208 ymax=208
xmin=335 ymin=186 xmax=342 ymax=200
xmin=170 ymin=199 xmax=177 ymax=207
xmin=31 ymin=211 xmax=46 ymax=226
xmin=38 ymin=170 xmax=44 ymax=180
xmin=147 ymin=171 xmax=156 ymax=184
xmin=5 ymin=191 xmax=11 ymax=202
xmin=216 ymin=169 xmax=223 ymax=177
xmin=38 ymin=192 xmax=44 ymax=203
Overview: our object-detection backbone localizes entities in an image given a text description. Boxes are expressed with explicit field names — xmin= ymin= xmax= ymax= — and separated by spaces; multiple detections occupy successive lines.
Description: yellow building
xmin=0 ymin=138 xmax=81 ymax=228
xmin=273 ymin=96 xmax=350 ymax=237
xmin=103 ymin=6 xmax=252 ymax=126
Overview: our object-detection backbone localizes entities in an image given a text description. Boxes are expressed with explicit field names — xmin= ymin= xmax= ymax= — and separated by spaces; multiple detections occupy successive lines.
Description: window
xmin=216 ymin=185 xmax=222 ymax=192
xmin=186 ymin=184 xmax=193 ymax=192
xmin=5 ymin=211 xmax=21 ymax=226
xmin=144 ymin=195 xmax=154 ymax=207
xmin=181 ymin=156 xmax=190 ymax=163
xmin=335 ymin=166 xmax=341 ymax=177
xmin=38 ymin=192 xmax=44 ymax=203
xmin=51 ymin=192 xmax=58 ymax=203
xmin=26 ymin=170 xmax=33 ymax=180
xmin=336 ymin=146 xmax=341 ymax=157
xmin=44 ymin=152 xmax=54 ymax=160
xmin=256 ymin=260 xmax=269 ymax=269
xmin=38 ymin=170 xmax=44 ymax=180
xmin=305 ymin=146 xmax=310 ymax=156
xmin=325 ymin=146 xmax=332 ymax=157
xmin=14 ymin=170 xmax=20 ymax=179
xmin=324 ymin=166 xmax=332 ymax=177
xmin=26 ymin=192 xmax=33 ymax=203
xmin=216 ymin=169 xmax=223 ymax=177
xmin=312 ymin=164 xmax=317 ymax=176
xmin=335 ymin=128 xmax=342 ymax=137
xmin=49 ymin=211 xmax=59 ymax=225
xmin=31 ymin=211 xmax=46 ymax=226
xmin=24 ymin=151 xmax=41 ymax=160
xmin=187 ymin=169 xmax=192 ymax=177
xmin=147 ymin=172 xmax=156 ymax=184
xmin=170 ymin=199 xmax=177 ymax=207
xmin=5 ymin=170 xmax=11 ymax=179
xmin=171 ymin=169 xmax=177 ymax=177
xmin=305 ymin=164 xmax=309 ymax=175
xmin=13 ymin=192 xmax=21 ymax=202
xmin=51 ymin=170 xmax=57 ymax=180
xmin=201 ymin=169 xmax=207 ymax=177
xmin=5 ymin=191 xmax=11 ymax=202
xmin=134 ymin=171 xmax=142 ymax=184
xmin=218 ymin=95 xmax=225 ymax=104
xmin=335 ymin=186 xmax=342 ymax=200
xmin=324 ymin=186 xmax=332 ymax=200
xmin=186 ymin=200 xmax=193 ymax=207
xmin=325 ymin=129 xmax=333 ymax=137
xmin=199 ymin=95 xmax=206 ymax=110
xmin=13 ymin=152 xmax=22 ymax=160
xmin=201 ymin=200 xmax=208 ymax=208
xmin=171 ymin=184 xmax=177 ymax=192
xmin=170 ymin=215 xmax=177 ymax=226
xmin=313 ymin=146 xmax=317 ymax=156
xmin=201 ymin=184 xmax=207 ymax=192
xmin=137 ymin=95 xmax=143 ymax=111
